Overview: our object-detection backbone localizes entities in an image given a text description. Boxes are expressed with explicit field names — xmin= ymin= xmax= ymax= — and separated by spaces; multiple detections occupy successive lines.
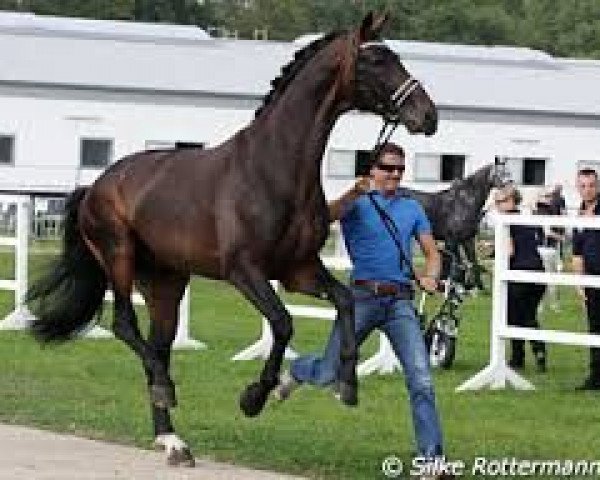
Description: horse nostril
xmin=424 ymin=110 xmax=438 ymax=135
xmin=426 ymin=110 xmax=437 ymax=125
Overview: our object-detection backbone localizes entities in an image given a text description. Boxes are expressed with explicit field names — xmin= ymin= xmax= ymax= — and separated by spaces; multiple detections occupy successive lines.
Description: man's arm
xmin=573 ymin=255 xmax=584 ymax=274
xmin=328 ymin=177 xmax=370 ymax=222
xmin=417 ymin=232 xmax=441 ymax=293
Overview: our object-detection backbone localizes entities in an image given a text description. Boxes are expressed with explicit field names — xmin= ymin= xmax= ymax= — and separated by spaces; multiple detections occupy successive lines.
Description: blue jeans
xmin=290 ymin=286 xmax=444 ymax=457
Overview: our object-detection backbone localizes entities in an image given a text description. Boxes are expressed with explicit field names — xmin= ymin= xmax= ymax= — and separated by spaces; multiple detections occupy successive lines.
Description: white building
xmin=1 ymin=11 xmax=600 ymax=211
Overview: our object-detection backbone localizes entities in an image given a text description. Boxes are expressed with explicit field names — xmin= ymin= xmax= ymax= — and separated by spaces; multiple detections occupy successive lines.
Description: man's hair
xmin=578 ymin=168 xmax=598 ymax=178
xmin=377 ymin=142 xmax=405 ymax=160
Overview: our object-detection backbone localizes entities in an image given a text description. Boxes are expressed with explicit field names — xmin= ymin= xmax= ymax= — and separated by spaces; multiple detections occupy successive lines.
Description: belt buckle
xmin=373 ymin=281 xmax=381 ymax=295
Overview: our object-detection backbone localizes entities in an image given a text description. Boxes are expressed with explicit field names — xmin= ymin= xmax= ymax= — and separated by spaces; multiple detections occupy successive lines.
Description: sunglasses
xmin=376 ymin=163 xmax=405 ymax=173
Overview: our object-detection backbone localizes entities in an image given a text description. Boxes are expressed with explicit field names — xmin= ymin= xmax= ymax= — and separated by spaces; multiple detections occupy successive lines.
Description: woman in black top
xmin=494 ymin=186 xmax=547 ymax=372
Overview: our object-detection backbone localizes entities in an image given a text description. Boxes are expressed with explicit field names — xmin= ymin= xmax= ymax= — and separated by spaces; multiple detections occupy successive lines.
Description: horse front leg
xmin=463 ymin=237 xmax=486 ymax=291
xmin=229 ymin=265 xmax=293 ymax=417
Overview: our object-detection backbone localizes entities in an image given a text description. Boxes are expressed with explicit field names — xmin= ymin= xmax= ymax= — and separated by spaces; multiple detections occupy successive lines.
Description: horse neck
xmin=250 ymin=47 xmax=351 ymax=197
xmin=460 ymin=168 xmax=493 ymax=210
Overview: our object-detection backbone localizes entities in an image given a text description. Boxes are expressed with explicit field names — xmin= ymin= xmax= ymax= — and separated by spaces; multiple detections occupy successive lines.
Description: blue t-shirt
xmin=341 ymin=190 xmax=432 ymax=284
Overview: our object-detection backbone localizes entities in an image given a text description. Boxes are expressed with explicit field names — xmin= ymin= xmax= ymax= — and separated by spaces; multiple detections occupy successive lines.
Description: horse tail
xmin=27 ymin=187 xmax=107 ymax=342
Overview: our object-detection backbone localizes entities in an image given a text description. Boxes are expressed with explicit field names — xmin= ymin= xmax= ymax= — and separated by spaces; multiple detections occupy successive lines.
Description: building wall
xmin=324 ymin=109 xmax=600 ymax=211
xmin=1 ymin=86 xmax=599 ymax=213
xmin=0 ymin=89 xmax=256 ymax=189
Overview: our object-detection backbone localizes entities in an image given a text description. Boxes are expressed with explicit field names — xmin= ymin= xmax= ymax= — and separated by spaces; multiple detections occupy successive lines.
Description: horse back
xmin=82 ymin=146 xmax=230 ymax=277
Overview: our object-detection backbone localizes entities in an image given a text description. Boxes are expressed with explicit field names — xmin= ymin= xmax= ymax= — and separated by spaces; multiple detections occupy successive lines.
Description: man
xmin=276 ymin=142 xmax=446 ymax=467
xmin=572 ymin=168 xmax=600 ymax=390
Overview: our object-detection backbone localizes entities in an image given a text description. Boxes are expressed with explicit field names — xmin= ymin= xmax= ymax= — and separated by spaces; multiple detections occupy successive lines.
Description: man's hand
xmin=418 ymin=275 xmax=438 ymax=293
xmin=328 ymin=176 xmax=372 ymax=222
xmin=352 ymin=176 xmax=371 ymax=195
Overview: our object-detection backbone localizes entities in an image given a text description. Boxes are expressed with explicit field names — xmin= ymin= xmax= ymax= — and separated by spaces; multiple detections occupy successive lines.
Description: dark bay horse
xmin=25 ymin=13 xmax=437 ymax=466
xmin=406 ymin=161 xmax=508 ymax=289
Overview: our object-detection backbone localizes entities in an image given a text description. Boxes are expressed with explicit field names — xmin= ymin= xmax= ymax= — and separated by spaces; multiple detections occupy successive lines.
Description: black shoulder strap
xmin=367 ymin=192 xmax=417 ymax=281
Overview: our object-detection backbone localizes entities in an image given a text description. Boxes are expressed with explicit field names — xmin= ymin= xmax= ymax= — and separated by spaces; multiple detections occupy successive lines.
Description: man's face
xmin=370 ymin=152 xmax=405 ymax=194
xmin=577 ymin=174 xmax=598 ymax=203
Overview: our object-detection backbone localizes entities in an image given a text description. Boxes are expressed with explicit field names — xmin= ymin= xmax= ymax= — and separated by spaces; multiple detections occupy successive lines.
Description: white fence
xmin=0 ymin=196 xmax=36 ymax=330
xmin=232 ymin=225 xmax=402 ymax=376
xmin=0 ymin=194 xmax=204 ymax=350
xmin=458 ymin=213 xmax=600 ymax=391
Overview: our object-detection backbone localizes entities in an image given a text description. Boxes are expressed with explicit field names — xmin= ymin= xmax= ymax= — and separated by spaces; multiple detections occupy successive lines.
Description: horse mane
xmin=254 ymin=31 xmax=343 ymax=118
xmin=444 ymin=164 xmax=493 ymax=191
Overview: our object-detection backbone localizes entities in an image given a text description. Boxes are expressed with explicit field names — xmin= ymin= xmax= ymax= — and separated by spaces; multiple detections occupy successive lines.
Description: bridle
xmin=371 ymin=76 xmax=421 ymax=161
xmin=358 ymin=42 xmax=422 ymax=163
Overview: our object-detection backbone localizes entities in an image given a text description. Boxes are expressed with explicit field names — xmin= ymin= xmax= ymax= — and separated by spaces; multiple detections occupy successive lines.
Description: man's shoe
xmin=274 ymin=370 xmax=299 ymax=401
xmin=576 ymin=377 xmax=600 ymax=391
xmin=331 ymin=382 xmax=342 ymax=401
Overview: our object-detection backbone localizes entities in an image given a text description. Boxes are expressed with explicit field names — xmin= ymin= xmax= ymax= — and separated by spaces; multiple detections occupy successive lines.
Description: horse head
xmin=348 ymin=12 xmax=437 ymax=136
xmin=491 ymin=157 xmax=512 ymax=188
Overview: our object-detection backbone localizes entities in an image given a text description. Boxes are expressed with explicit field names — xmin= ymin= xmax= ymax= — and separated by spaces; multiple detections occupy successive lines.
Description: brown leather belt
xmin=353 ymin=279 xmax=413 ymax=298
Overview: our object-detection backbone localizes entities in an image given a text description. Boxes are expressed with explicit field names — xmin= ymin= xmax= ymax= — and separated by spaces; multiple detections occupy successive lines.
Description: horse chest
xmin=276 ymin=210 xmax=328 ymax=261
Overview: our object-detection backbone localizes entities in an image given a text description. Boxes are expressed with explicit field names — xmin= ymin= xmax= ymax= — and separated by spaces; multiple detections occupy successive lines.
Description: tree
xmin=4 ymin=0 xmax=600 ymax=59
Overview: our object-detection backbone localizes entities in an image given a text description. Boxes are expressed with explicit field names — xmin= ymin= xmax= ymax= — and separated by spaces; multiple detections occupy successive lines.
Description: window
xmin=80 ymin=138 xmax=113 ymax=168
xmin=496 ymin=156 xmax=547 ymax=186
xmin=145 ymin=140 xmax=175 ymax=150
xmin=174 ymin=141 xmax=204 ymax=149
xmin=145 ymin=141 xmax=204 ymax=151
xmin=414 ymin=153 xmax=440 ymax=181
xmin=441 ymin=155 xmax=465 ymax=182
xmin=327 ymin=149 xmax=373 ymax=178
xmin=47 ymin=198 xmax=66 ymax=215
xmin=497 ymin=157 xmax=522 ymax=184
xmin=355 ymin=150 xmax=372 ymax=177
xmin=522 ymin=158 xmax=546 ymax=185
xmin=0 ymin=135 xmax=14 ymax=165
xmin=414 ymin=153 xmax=466 ymax=182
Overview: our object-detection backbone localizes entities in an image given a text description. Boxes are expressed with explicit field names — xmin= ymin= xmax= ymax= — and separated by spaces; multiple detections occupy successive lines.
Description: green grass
xmin=0 ymin=249 xmax=599 ymax=479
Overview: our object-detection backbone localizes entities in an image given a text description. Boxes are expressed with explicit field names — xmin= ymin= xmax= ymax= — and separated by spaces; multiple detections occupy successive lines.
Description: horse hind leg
xmin=138 ymin=271 xmax=194 ymax=467
xmin=103 ymin=227 xmax=175 ymax=408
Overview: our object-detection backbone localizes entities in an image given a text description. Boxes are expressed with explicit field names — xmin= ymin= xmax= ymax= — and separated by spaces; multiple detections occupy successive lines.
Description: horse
xmin=405 ymin=161 xmax=509 ymax=289
xmin=25 ymin=13 xmax=437 ymax=466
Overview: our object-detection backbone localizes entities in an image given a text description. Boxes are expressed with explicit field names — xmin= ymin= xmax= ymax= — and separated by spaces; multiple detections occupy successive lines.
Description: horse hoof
xmin=239 ymin=382 xmax=267 ymax=417
xmin=154 ymin=434 xmax=195 ymax=467
xmin=338 ymin=381 xmax=358 ymax=407
xmin=150 ymin=384 xmax=177 ymax=409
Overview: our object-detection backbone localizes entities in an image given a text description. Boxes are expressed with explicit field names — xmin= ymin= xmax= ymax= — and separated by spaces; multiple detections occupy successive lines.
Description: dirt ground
xmin=0 ymin=424 xmax=305 ymax=480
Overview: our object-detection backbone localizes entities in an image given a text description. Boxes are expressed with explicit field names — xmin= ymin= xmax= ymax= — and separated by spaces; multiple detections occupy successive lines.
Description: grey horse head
xmin=491 ymin=157 xmax=512 ymax=188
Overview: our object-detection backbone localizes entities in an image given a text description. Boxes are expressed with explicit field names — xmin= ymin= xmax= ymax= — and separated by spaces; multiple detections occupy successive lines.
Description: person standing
xmin=275 ymin=143 xmax=448 ymax=468
xmin=494 ymin=186 xmax=547 ymax=371
xmin=572 ymin=169 xmax=600 ymax=390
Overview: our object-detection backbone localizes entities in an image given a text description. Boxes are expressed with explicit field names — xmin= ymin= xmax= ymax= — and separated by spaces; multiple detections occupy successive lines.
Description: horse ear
xmin=359 ymin=11 xmax=389 ymax=43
